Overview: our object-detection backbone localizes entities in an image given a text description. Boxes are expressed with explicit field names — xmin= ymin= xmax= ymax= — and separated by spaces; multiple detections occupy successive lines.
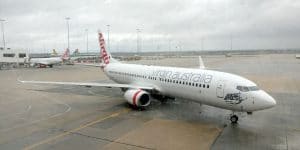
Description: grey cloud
xmin=0 ymin=0 xmax=299 ymax=53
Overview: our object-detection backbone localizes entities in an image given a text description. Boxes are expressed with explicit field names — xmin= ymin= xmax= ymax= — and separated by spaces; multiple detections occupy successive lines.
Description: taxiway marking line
xmin=23 ymin=108 xmax=130 ymax=150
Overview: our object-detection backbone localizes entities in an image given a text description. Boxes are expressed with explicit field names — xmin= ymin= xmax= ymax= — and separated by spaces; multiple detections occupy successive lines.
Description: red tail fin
xmin=61 ymin=48 xmax=70 ymax=60
xmin=98 ymin=32 xmax=110 ymax=64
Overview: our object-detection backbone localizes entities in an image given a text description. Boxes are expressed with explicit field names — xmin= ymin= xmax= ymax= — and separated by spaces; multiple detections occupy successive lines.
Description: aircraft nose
xmin=260 ymin=91 xmax=276 ymax=109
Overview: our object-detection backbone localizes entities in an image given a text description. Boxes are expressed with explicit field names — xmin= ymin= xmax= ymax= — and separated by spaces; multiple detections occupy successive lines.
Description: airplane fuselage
xmin=104 ymin=63 xmax=276 ymax=112
xmin=30 ymin=57 xmax=62 ymax=66
xmin=19 ymin=32 xmax=277 ymax=123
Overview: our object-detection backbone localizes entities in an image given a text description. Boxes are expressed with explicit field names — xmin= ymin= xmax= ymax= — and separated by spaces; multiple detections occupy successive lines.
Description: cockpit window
xmin=248 ymin=86 xmax=259 ymax=91
xmin=237 ymin=86 xmax=249 ymax=92
xmin=236 ymin=86 xmax=259 ymax=92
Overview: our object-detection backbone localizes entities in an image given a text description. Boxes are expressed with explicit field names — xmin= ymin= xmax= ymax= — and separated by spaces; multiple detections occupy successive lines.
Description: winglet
xmin=199 ymin=56 xmax=205 ymax=69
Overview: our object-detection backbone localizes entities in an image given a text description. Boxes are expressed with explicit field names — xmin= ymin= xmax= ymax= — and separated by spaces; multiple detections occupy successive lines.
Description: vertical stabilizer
xmin=98 ymin=32 xmax=110 ymax=64
xmin=61 ymin=48 xmax=70 ymax=60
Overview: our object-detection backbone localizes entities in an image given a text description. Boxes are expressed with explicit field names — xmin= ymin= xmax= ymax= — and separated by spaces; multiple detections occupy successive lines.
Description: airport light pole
xmin=167 ymin=34 xmax=172 ymax=52
xmin=0 ymin=19 xmax=6 ymax=50
xmin=201 ymin=38 xmax=204 ymax=51
xmin=85 ymin=29 xmax=88 ymax=53
xmin=230 ymin=34 xmax=233 ymax=50
xmin=140 ymin=29 xmax=142 ymax=53
xmin=106 ymin=24 xmax=110 ymax=51
xmin=136 ymin=28 xmax=140 ymax=54
xmin=65 ymin=17 xmax=70 ymax=50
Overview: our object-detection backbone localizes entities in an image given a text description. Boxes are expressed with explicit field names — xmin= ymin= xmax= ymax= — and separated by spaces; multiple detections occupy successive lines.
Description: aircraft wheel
xmin=230 ymin=115 xmax=238 ymax=124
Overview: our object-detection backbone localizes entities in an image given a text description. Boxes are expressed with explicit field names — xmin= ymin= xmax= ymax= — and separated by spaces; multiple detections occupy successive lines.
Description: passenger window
xmin=207 ymin=85 xmax=209 ymax=88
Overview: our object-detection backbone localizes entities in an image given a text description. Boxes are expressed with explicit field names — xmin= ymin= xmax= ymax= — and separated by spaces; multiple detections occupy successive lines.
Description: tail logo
xmin=98 ymin=32 xmax=110 ymax=64
xmin=61 ymin=48 xmax=70 ymax=60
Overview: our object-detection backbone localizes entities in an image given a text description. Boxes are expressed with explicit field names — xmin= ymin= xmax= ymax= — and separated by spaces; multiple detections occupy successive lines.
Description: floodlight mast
xmin=65 ymin=17 xmax=71 ymax=50
xmin=0 ymin=19 xmax=6 ymax=50
xmin=107 ymin=24 xmax=110 ymax=51
xmin=85 ymin=29 xmax=88 ymax=53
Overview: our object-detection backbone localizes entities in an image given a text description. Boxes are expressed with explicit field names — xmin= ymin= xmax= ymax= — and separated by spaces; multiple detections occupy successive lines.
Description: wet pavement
xmin=0 ymin=54 xmax=299 ymax=150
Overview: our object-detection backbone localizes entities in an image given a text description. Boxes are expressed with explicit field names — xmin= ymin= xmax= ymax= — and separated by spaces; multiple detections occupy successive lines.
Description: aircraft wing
xmin=18 ymin=79 xmax=154 ymax=90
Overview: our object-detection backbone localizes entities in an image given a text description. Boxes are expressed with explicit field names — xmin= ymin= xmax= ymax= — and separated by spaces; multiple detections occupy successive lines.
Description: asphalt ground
xmin=0 ymin=54 xmax=299 ymax=150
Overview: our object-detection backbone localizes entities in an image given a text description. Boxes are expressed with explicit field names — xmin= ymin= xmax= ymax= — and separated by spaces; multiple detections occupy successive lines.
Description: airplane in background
xmin=25 ymin=49 xmax=70 ymax=68
xmin=19 ymin=32 xmax=276 ymax=123
xmin=51 ymin=49 xmax=58 ymax=56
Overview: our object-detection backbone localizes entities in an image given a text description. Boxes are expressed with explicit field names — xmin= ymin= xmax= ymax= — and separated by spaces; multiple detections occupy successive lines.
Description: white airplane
xmin=25 ymin=49 xmax=70 ymax=68
xmin=19 ymin=32 xmax=276 ymax=123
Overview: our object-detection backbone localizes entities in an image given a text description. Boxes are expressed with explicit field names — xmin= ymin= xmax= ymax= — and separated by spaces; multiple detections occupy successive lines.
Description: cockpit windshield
xmin=236 ymin=86 xmax=260 ymax=92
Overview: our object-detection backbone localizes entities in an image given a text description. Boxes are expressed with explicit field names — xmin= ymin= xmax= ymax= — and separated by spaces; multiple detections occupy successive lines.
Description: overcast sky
xmin=0 ymin=0 xmax=300 ymax=53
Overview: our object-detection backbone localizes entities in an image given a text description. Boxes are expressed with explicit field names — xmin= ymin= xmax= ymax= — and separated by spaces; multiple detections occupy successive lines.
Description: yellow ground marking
xmin=23 ymin=108 xmax=130 ymax=150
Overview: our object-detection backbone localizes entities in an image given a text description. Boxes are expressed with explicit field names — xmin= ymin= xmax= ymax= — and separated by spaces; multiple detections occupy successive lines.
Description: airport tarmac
xmin=0 ymin=54 xmax=299 ymax=150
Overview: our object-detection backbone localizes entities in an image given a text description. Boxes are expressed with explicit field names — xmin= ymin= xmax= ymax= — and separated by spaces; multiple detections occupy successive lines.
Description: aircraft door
xmin=216 ymin=81 xmax=225 ymax=98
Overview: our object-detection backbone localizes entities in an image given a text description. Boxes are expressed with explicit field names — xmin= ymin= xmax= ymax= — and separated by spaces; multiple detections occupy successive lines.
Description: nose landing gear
xmin=230 ymin=114 xmax=239 ymax=124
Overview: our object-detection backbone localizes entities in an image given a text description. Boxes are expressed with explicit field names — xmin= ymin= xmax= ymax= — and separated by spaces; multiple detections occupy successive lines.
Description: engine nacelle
xmin=124 ymin=89 xmax=151 ymax=107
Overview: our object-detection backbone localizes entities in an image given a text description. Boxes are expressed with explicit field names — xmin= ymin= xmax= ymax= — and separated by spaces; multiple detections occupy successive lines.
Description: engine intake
xmin=124 ymin=89 xmax=151 ymax=107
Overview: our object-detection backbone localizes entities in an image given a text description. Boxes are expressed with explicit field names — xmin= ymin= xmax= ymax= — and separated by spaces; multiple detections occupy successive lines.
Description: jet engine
xmin=124 ymin=89 xmax=151 ymax=107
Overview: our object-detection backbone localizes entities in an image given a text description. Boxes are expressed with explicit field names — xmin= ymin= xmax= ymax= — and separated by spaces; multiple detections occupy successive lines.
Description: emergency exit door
xmin=216 ymin=81 xmax=225 ymax=98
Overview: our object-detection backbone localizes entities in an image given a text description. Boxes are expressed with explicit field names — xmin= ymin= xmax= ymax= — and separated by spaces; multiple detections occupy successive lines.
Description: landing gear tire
xmin=230 ymin=115 xmax=238 ymax=124
xmin=128 ymin=104 xmax=146 ymax=111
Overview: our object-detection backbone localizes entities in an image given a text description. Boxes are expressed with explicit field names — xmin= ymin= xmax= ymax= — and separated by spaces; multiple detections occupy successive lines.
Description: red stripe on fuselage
xmin=133 ymin=90 xmax=142 ymax=106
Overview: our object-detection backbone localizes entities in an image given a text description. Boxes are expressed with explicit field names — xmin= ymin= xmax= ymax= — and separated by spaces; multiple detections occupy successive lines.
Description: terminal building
xmin=0 ymin=47 xmax=29 ymax=68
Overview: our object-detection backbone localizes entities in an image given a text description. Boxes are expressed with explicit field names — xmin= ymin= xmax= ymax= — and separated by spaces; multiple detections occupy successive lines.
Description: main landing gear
xmin=230 ymin=114 xmax=239 ymax=124
xmin=152 ymin=94 xmax=175 ymax=104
